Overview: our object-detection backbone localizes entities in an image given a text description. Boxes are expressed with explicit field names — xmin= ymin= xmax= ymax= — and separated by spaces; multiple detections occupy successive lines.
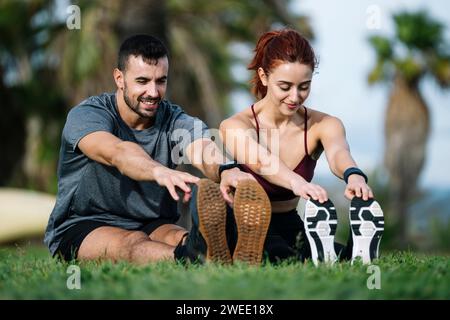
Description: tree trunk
xmin=116 ymin=0 xmax=168 ymax=48
xmin=116 ymin=0 xmax=196 ymax=229
xmin=384 ymin=75 xmax=430 ymax=246
xmin=168 ymin=26 xmax=224 ymax=127
xmin=0 ymin=67 xmax=26 ymax=186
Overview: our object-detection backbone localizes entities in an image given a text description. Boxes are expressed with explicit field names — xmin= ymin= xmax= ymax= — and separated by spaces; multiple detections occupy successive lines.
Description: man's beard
xmin=123 ymin=83 xmax=160 ymax=119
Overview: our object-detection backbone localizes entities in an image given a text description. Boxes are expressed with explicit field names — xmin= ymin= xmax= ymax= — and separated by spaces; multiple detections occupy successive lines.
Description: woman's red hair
xmin=248 ymin=29 xmax=317 ymax=99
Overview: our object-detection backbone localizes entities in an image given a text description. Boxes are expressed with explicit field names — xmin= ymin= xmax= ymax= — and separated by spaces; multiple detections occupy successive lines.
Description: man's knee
xmin=122 ymin=230 xmax=152 ymax=260
xmin=79 ymin=227 xmax=149 ymax=261
xmin=149 ymin=224 xmax=187 ymax=246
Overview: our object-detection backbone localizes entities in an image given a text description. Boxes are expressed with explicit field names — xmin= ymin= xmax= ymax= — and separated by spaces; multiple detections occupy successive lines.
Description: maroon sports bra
xmin=239 ymin=105 xmax=317 ymax=201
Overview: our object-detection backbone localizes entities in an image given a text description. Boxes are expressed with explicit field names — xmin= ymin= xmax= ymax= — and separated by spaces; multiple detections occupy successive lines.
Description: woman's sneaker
xmin=304 ymin=199 xmax=338 ymax=266
xmin=349 ymin=197 xmax=384 ymax=265
xmin=232 ymin=179 xmax=272 ymax=265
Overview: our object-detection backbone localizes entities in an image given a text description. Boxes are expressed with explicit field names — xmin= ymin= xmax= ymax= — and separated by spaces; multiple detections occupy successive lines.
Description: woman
xmin=220 ymin=29 xmax=384 ymax=265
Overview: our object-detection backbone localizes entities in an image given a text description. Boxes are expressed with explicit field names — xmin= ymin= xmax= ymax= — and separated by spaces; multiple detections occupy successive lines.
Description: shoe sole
xmin=233 ymin=179 xmax=271 ymax=265
xmin=304 ymin=199 xmax=338 ymax=266
xmin=196 ymin=179 xmax=232 ymax=264
xmin=349 ymin=198 xmax=384 ymax=265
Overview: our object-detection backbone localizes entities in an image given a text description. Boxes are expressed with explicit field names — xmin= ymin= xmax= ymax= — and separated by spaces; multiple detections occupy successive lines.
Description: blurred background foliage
xmin=367 ymin=10 xmax=450 ymax=247
xmin=0 ymin=0 xmax=449 ymax=252
xmin=0 ymin=0 xmax=314 ymax=192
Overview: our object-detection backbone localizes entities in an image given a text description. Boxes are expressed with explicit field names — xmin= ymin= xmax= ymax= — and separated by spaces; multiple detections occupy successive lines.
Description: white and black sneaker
xmin=304 ymin=199 xmax=338 ymax=266
xmin=349 ymin=197 xmax=384 ymax=265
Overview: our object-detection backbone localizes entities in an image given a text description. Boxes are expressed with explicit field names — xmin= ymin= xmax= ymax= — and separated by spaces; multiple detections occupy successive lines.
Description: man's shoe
xmin=304 ymin=199 xmax=338 ymax=266
xmin=196 ymin=179 xmax=232 ymax=264
xmin=349 ymin=197 xmax=384 ymax=265
xmin=174 ymin=179 xmax=231 ymax=264
xmin=233 ymin=179 xmax=271 ymax=265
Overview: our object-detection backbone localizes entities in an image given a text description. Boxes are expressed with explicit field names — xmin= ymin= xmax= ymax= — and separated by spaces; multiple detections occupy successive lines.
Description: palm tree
xmin=51 ymin=0 xmax=120 ymax=106
xmin=166 ymin=0 xmax=314 ymax=126
xmin=52 ymin=0 xmax=314 ymax=126
xmin=45 ymin=0 xmax=314 ymax=230
xmin=1 ymin=0 xmax=314 ymax=194
xmin=367 ymin=10 xmax=450 ymax=245
xmin=0 ymin=0 xmax=65 ymax=190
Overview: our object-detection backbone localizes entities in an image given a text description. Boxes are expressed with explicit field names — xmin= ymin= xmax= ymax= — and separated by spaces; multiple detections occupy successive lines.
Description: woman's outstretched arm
xmin=220 ymin=117 xmax=328 ymax=203
xmin=319 ymin=116 xmax=374 ymax=200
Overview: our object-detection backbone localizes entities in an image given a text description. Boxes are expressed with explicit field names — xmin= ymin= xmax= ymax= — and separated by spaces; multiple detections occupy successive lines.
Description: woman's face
xmin=259 ymin=61 xmax=313 ymax=115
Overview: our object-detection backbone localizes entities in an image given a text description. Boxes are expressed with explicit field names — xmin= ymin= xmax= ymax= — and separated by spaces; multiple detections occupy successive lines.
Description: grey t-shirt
xmin=44 ymin=92 xmax=210 ymax=256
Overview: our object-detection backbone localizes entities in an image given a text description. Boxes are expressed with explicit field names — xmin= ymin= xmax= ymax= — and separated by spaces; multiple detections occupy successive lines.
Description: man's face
xmin=120 ymin=55 xmax=169 ymax=118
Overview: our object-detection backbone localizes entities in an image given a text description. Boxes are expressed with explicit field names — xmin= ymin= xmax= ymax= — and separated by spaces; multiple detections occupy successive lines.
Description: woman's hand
xmin=219 ymin=168 xmax=256 ymax=205
xmin=290 ymin=178 xmax=328 ymax=203
xmin=344 ymin=175 xmax=373 ymax=200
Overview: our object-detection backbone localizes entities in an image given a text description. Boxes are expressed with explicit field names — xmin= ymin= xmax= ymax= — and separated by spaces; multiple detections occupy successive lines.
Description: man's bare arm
xmin=78 ymin=131 xmax=163 ymax=181
xmin=78 ymin=131 xmax=199 ymax=201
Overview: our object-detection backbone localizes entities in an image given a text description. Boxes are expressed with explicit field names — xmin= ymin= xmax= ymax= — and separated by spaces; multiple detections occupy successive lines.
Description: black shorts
xmin=56 ymin=218 xmax=178 ymax=262
xmin=223 ymin=207 xmax=310 ymax=262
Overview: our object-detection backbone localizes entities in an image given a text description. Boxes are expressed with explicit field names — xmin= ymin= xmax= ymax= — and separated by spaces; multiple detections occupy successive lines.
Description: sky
xmin=232 ymin=0 xmax=450 ymax=189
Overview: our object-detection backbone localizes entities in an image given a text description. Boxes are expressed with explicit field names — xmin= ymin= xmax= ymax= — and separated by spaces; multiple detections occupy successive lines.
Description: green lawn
xmin=0 ymin=245 xmax=448 ymax=299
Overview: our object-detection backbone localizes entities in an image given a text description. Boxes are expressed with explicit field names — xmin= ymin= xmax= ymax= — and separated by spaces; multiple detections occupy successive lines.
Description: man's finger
xmin=166 ymin=183 xmax=179 ymax=201
xmin=174 ymin=179 xmax=191 ymax=193
xmin=182 ymin=173 xmax=200 ymax=184
xmin=182 ymin=191 xmax=191 ymax=203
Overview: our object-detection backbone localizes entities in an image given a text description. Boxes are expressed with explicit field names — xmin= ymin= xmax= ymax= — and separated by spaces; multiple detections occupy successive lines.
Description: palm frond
xmin=428 ymin=54 xmax=450 ymax=88
xmin=368 ymin=9 xmax=450 ymax=89
xmin=394 ymin=11 xmax=444 ymax=51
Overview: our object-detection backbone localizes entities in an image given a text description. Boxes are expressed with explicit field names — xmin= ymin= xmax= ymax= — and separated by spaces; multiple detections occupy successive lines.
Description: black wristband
xmin=218 ymin=161 xmax=239 ymax=178
xmin=343 ymin=167 xmax=368 ymax=184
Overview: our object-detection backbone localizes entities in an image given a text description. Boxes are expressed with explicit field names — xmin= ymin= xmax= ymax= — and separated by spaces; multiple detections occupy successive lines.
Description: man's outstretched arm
xmin=185 ymin=138 xmax=254 ymax=204
xmin=78 ymin=131 xmax=199 ymax=201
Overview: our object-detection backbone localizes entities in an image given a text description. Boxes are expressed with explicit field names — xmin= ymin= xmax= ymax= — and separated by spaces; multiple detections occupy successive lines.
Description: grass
xmin=0 ymin=244 xmax=448 ymax=300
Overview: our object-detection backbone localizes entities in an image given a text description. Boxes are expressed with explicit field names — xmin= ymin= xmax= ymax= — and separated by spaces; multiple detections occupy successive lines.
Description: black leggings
xmin=224 ymin=207 xmax=313 ymax=263
xmin=189 ymin=183 xmax=352 ymax=263
xmin=224 ymin=207 xmax=352 ymax=263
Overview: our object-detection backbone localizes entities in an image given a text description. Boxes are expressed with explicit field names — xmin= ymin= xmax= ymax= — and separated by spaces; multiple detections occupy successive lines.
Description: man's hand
xmin=219 ymin=168 xmax=255 ymax=205
xmin=344 ymin=174 xmax=373 ymax=201
xmin=152 ymin=166 xmax=200 ymax=202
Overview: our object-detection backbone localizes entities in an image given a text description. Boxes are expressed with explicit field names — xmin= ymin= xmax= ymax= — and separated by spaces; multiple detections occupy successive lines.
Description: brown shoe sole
xmin=196 ymin=179 xmax=232 ymax=264
xmin=233 ymin=179 xmax=272 ymax=265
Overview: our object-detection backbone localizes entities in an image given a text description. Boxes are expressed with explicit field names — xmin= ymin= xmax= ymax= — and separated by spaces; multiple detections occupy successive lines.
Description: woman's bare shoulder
xmin=306 ymin=107 xmax=343 ymax=127
xmin=220 ymin=107 xmax=254 ymax=130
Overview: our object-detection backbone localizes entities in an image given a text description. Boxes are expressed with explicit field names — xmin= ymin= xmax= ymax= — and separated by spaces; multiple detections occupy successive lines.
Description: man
xmin=44 ymin=34 xmax=266 ymax=264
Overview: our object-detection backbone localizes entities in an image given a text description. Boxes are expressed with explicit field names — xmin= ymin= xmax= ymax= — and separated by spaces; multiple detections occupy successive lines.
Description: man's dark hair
xmin=118 ymin=34 xmax=169 ymax=71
